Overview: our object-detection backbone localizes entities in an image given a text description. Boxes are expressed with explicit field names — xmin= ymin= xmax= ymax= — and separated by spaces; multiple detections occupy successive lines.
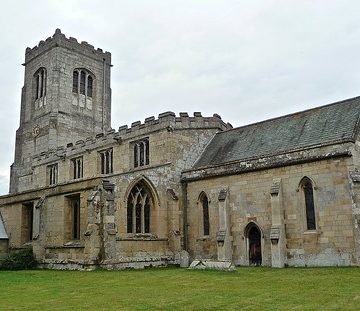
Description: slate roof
xmin=0 ymin=212 xmax=8 ymax=239
xmin=194 ymin=96 xmax=360 ymax=169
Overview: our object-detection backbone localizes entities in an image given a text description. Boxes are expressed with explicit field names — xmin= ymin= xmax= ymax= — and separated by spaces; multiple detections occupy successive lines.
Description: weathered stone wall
xmin=185 ymin=155 xmax=357 ymax=267
xmin=0 ymin=113 xmax=228 ymax=268
xmin=14 ymin=111 xmax=229 ymax=193
xmin=11 ymin=29 xmax=112 ymax=193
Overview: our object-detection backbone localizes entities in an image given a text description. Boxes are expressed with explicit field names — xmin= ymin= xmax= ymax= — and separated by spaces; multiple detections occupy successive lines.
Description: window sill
xmin=303 ymin=230 xmax=319 ymax=235
xmin=117 ymin=234 xmax=167 ymax=241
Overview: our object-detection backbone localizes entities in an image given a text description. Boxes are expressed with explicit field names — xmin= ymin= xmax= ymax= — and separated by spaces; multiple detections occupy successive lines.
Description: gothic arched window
xmin=72 ymin=68 xmax=94 ymax=98
xmin=34 ymin=67 xmax=47 ymax=107
xmin=200 ymin=192 xmax=210 ymax=236
xmin=127 ymin=182 xmax=153 ymax=234
xmin=301 ymin=177 xmax=316 ymax=230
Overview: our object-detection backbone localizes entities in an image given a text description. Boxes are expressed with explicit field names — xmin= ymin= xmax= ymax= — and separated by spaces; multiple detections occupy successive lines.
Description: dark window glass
xmin=136 ymin=201 xmax=141 ymax=233
xmin=70 ymin=197 xmax=80 ymax=240
xmin=87 ymin=76 xmax=93 ymax=97
xmin=80 ymin=71 xmax=86 ymax=95
xmin=127 ymin=183 xmax=153 ymax=234
xmin=99 ymin=149 xmax=113 ymax=174
xmin=72 ymin=157 xmax=83 ymax=179
xmin=36 ymin=74 xmax=40 ymax=99
xmin=48 ymin=164 xmax=58 ymax=185
xmin=304 ymin=180 xmax=316 ymax=230
xmin=34 ymin=68 xmax=46 ymax=100
xmin=202 ymin=195 xmax=210 ymax=235
xmin=134 ymin=144 xmax=139 ymax=168
xmin=144 ymin=197 xmax=150 ymax=233
xmin=145 ymin=140 xmax=149 ymax=165
xmin=40 ymin=69 xmax=44 ymax=97
xmin=73 ymin=71 xmax=79 ymax=93
xmin=127 ymin=202 xmax=133 ymax=233
xmin=139 ymin=142 xmax=144 ymax=166
xmin=133 ymin=138 xmax=149 ymax=168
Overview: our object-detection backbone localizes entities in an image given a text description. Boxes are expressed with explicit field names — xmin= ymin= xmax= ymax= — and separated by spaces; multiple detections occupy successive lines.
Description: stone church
xmin=0 ymin=29 xmax=359 ymax=269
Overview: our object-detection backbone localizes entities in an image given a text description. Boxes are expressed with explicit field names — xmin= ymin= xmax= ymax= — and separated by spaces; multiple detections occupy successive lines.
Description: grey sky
xmin=1 ymin=0 xmax=360 ymax=195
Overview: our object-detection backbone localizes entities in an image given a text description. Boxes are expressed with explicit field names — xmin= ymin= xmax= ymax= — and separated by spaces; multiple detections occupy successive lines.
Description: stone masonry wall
xmin=11 ymin=29 xmax=112 ymax=193
xmin=186 ymin=155 xmax=357 ymax=267
xmin=0 ymin=113 xmax=229 ymax=268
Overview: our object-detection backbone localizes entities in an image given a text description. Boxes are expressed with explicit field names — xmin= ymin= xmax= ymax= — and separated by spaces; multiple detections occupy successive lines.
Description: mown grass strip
xmin=0 ymin=267 xmax=359 ymax=310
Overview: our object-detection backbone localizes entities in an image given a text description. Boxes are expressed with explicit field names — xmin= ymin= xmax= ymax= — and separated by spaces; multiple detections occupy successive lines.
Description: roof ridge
xmin=193 ymin=95 xmax=360 ymax=169
xmin=215 ymin=95 xmax=360 ymax=136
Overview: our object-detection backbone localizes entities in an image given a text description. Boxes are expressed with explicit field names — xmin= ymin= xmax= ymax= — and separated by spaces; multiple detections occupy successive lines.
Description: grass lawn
xmin=0 ymin=267 xmax=359 ymax=310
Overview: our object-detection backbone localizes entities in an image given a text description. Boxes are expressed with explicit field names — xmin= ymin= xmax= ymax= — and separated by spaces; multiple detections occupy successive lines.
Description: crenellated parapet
xmin=24 ymin=28 xmax=111 ymax=65
xmin=31 ymin=111 xmax=232 ymax=164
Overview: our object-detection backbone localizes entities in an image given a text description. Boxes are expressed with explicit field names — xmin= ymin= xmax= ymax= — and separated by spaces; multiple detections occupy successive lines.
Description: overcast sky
xmin=1 ymin=0 xmax=360 ymax=195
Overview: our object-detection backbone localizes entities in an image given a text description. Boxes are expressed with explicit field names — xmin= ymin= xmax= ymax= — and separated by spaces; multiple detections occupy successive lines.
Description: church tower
xmin=10 ymin=29 xmax=112 ymax=193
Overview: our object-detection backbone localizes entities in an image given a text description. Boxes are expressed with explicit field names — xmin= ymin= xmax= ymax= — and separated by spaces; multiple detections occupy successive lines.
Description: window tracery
xmin=127 ymin=182 xmax=153 ymax=234
xmin=72 ymin=68 xmax=94 ymax=98
xmin=133 ymin=138 xmax=149 ymax=168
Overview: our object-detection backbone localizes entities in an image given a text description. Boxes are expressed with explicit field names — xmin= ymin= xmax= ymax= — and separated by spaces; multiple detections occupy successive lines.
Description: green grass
xmin=0 ymin=267 xmax=359 ymax=310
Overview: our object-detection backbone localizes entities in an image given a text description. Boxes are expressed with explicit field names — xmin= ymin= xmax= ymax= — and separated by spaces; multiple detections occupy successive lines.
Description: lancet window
xmin=301 ymin=177 xmax=316 ymax=230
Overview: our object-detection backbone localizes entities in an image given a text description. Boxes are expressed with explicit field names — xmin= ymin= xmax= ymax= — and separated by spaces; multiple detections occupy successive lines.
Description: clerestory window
xmin=72 ymin=69 xmax=94 ymax=98
xmin=99 ymin=149 xmax=113 ymax=174
xmin=127 ymin=182 xmax=153 ymax=234
xmin=48 ymin=164 xmax=58 ymax=186
xmin=71 ymin=157 xmax=83 ymax=179
xmin=133 ymin=138 xmax=149 ymax=168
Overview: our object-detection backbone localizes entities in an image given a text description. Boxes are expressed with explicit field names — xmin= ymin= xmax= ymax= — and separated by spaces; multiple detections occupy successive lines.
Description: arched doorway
xmin=246 ymin=223 xmax=262 ymax=266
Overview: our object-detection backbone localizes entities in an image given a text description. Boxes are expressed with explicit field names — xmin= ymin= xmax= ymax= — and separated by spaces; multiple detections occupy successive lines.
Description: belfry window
xmin=71 ymin=157 xmax=83 ymax=179
xmin=301 ymin=177 xmax=316 ymax=230
xmin=72 ymin=69 xmax=94 ymax=98
xmin=127 ymin=182 xmax=153 ymax=234
xmin=133 ymin=138 xmax=149 ymax=168
xmin=48 ymin=164 xmax=58 ymax=186
xmin=72 ymin=71 xmax=78 ymax=93
xmin=99 ymin=149 xmax=113 ymax=174
xmin=87 ymin=76 xmax=93 ymax=97
xmin=200 ymin=193 xmax=210 ymax=236
xmin=34 ymin=67 xmax=46 ymax=100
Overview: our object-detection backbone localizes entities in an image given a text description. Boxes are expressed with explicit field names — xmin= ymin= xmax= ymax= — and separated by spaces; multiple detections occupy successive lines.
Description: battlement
xmin=31 ymin=111 xmax=232 ymax=163
xmin=24 ymin=28 xmax=111 ymax=65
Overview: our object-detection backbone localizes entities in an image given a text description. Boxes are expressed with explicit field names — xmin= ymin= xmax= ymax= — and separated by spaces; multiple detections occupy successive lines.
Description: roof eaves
xmin=192 ymin=138 xmax=355 ymax=171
